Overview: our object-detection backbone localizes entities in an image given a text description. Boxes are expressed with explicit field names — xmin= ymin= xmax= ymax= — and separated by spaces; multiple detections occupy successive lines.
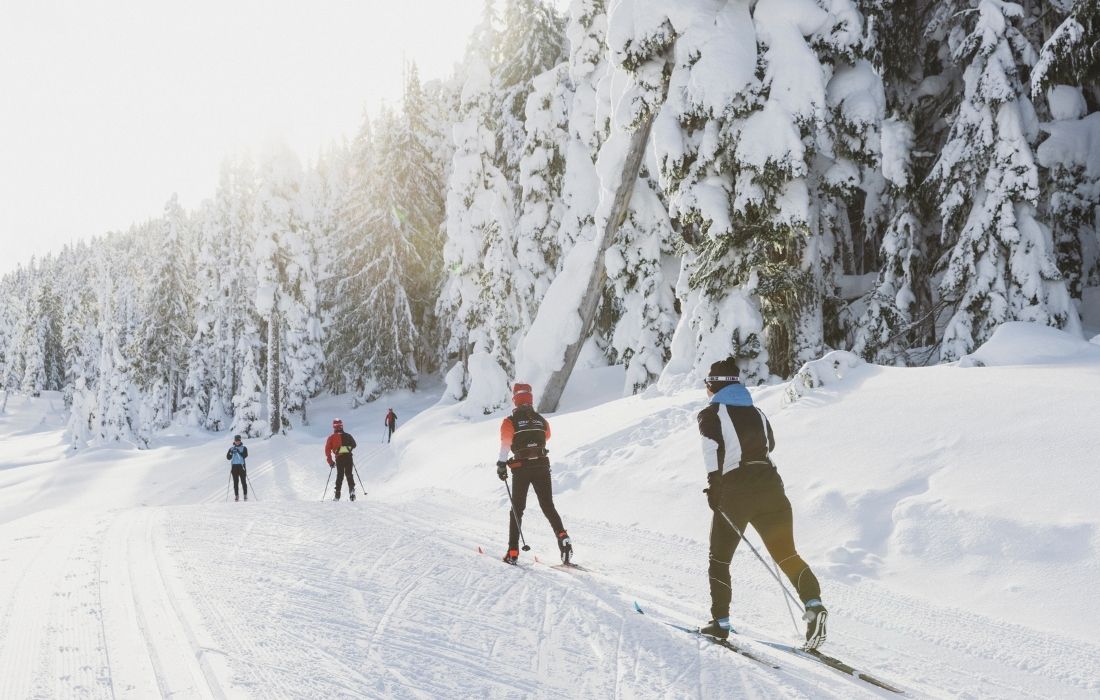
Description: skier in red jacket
xmin=497 ymin=383 xmax=572 ymax=565
xmin=324 ymin=418 xmax=358 ymax=501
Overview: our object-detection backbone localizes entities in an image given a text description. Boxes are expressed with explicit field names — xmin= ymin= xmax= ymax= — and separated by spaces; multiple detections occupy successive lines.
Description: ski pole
xmin=715 ymin=509 xmax=803 ymax=610
xmin=773 ymin=558 xmax=801 ymax=637
xmin=246 ymin=473 xmax=258 ymax=501
xmin=353 ymin=465 xmax=366 ymax=495
xmin=225 ymin=472 xmax=231 ymax=502
xmin=321 ymin=467 xmax=333 ymax=501
xmin=503 ymin=480 xmax=531 ymax=552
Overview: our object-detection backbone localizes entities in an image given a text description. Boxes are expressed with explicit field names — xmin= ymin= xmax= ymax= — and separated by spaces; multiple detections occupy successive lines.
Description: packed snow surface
xmin=2 ymin=325 xmax=1099 ymax=698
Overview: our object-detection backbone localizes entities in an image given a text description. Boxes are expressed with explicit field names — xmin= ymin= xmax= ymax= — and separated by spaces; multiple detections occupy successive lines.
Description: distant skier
xmin=324 ymin=418 xmax=358 ymax=501
xmin=385 ymin=408 xmax=397 ymax=443
xmin=497 ymin=383 xmax=573 ymax=565
xmin=696 ymin=358 xmax=828 ymax=649
xmin=226 ymin=434 xmax=249 ymax=502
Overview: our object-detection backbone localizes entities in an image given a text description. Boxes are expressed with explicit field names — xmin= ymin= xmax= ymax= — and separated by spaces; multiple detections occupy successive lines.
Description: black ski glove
xmin=705 ymin=472 xmax=722 ymax=511
xmin=496 ymin=461 xmax=508 ymax=481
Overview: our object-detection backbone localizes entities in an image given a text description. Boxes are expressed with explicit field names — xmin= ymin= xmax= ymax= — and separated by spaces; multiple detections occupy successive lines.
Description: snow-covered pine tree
xmin=17 ymin=260 xmax=51 ymax=397
xmin=1036 ymin=92 xmax=1100 ymax=300
xmin=349 ymin=106 xmax=421 ymax=399
xmin=280 ymin=216 xmax=324 ymax=425
xmin=253 ymin=146 xmax=315 ymax=433
xmin=60 ymin=242 xmax=101 ymax=447
xmin=184 ymin=201 xmax=225 ymax=429
xmin=93 ymin=246 xmax=139 ymax=446
xmin=398 ymin=63 xmax=448 ymax=378
xmin=930 ymin=0 xmax=1082 ymax=362
xmin=554 ymin=0 xmax=611 ymax=258
xmin=130 ymin=195 xmax=193 ymax=435
xmin=516 ymin=63 xmax=571 ymax=309
xmin=231 ymin=331 xmax=265 ymax=438
xmin=329 ymin=113 xmax=375 ymax=396
xmin=1032 ymin=0 xmax=1099 ymax=106
xmin=215 ymin=157 xmax=263 ymax=433
xmin=639 ymin=1 xmax=888 ymax=384
xmin=309 ymin=141 xmax=351 ymax=394
xmin=496 ymin=0 xmax=567 ymax=189
xmin=439 ymin=10 xmax=525 ymax=414
xmin=604 ymin=173 xmax=678 ymax=394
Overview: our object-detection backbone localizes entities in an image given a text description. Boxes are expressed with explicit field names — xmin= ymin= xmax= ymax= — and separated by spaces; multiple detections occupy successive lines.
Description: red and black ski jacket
xmin=325 ymin=430 xmax=357 ymax=467
xmin=499 ymin=406 xmax=551 ymax=468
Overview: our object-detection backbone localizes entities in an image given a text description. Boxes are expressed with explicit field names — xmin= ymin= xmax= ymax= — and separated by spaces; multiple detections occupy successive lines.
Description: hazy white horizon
xmin=0 ymin=0 xmax=548 ymax=275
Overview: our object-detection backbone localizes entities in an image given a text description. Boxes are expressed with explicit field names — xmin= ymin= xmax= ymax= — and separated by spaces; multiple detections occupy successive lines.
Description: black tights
xmin=507 ymin=466 xmax=565 ymax=550
xmin=708 ymin=486 xmax=820 ymax=619
xmin=232 ymin=466 xmax=247 ymax=498
xmin=334 ymin=461 xmax=355 ymax=496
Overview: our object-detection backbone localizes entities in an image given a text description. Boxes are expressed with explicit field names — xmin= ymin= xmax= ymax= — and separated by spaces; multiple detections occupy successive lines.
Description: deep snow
xmin=1 ymin=324 xmax=1098 ymax=698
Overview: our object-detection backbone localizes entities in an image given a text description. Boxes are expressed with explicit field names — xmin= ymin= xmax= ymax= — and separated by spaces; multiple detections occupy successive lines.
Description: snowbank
xmin=959 ymin=321 xmax=1100 ymax=367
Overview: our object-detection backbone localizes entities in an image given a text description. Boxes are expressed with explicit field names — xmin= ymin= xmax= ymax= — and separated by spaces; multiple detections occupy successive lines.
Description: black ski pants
xmin=387 ymin=424 xmax=395 ymax=442
xmin=231 ymin=465 xmax=247 ymax=498
xmin=708 ymin=473 xmax=820 ymax=620
xmin=507 ymin=465 xmax=565 ymax=551
xmin=334 ymin=458 xmax=355 ymax=496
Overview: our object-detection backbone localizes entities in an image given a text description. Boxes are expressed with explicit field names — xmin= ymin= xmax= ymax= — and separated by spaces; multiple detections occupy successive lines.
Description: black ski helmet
xmin=233 ymin=434 xmax=242 ymax=441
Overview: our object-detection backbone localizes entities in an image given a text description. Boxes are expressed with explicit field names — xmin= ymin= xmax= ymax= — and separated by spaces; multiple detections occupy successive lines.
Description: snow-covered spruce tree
xmin=58 ymin=242 xmax=101 ymax=445
xmin=1032 ymin=2 xmax=1100 ymax=299
xmin=129 ymin=194 xmax=193 ymax=435
xmin=253 ymin=146 xmax=321 ymax=432
xmin=349 ymin=107 xmax=422 ymax=399
xmin=93 ymin=249 xmax=139 ymax=446
xmin=231 ymin=331 xmax=265 ymax=438
xmin=516 ymin=63 xmax=571 ymax=307
xmin=184 ymin=201 xmax=227 ymax=429
xmin=652 ymin=1 xmax=879 ymax=383
xmin=329 ymin=113 xmax=375 ymax=396
xmin=17 ymin=261 xmax=51 ymax=397
xmin=929 ymin=0 xmax=1081 ymax=362
xmin=605 ymin=173 xmax=678 ymax=394
xmin=398 ymin=64 xmax=448 ymax=379
xmin=310 ymin=141 xmax=351 ymax=394
xmin=555 ymin=0 xmax=611 ymax=256
xmin=438 ymin=13 xmax=526 ymax=414
xmin=1036 ymin=95 xmax=1100 ymax=299
xmin=496 ymin=0 xmax=567 ymax=189
xmin=1032 ymin=0 xmax=1100 ymax=107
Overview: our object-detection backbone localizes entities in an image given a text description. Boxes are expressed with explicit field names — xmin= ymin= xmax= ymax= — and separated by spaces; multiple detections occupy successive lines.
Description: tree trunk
xmin=267 ymin=313 xmax=281 ymax=436
xmin=537 ymin=112 xmax=660 ymax=414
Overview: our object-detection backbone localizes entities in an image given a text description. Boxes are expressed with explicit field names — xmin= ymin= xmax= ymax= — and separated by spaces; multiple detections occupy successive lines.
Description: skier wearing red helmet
xmin=324 ymin=418 xmax=358 ymax=501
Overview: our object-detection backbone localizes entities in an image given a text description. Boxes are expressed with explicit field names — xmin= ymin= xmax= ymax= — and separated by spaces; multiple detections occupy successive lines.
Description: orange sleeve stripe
xmin=500 ymin=418 xmax=514 ymax=447
xmin=544 ymin=419 xmax=551 ymax=441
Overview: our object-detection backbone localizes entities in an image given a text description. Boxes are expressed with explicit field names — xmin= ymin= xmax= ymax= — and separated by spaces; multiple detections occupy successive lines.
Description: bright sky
xmin=0 ymin=0 xmax=505 ymax=275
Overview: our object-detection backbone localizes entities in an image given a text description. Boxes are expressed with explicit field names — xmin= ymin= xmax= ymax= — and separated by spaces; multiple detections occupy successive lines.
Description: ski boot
xmin=557 ymin=531 xmax=573 ymax=565
xmin=244 ymin=494 xmax=248 ymax=501
xmin=334 ymin=493 xmax=341 ymax=501
xmin=802 ymin=600 xmax=828 ymax=650
xmin=235 ymin=495 xmax=239 ymax=502
xmin=699 ymin=617 xmax=731 ymax=640
xmin=349 ymin=490 xmax=356 ymax=502
xmin=502 ymin=549 xmax=519 ymax=565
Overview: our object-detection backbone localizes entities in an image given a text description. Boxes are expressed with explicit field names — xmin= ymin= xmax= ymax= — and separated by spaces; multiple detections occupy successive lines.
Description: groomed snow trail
xmin=2 ymin=369 xmax=1100 ymax=699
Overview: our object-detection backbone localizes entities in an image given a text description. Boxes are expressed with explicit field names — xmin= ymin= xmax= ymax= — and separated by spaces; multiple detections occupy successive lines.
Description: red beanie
xmin=512 ymin=383 xmax=533 ymax=407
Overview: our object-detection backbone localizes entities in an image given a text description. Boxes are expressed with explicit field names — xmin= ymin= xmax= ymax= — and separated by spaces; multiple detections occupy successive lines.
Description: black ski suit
xmin=325 ymin=430 xmax=357 ymax=497
xmin=226 ymin=444 xmax=249 ymax=499
xmin=500 ymin=406 xmax=566 ymax=551
xmin=385 ymin=410 xmax=397 ymax=442
xmin=698 ymin=394 xmax=821 ymax=621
